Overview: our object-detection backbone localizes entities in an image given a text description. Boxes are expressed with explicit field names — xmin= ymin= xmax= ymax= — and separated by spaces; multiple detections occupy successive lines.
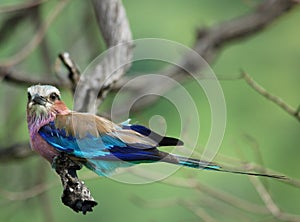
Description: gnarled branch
xmin=73 ymin=0 xmax=133 ymax=113
xmin=53 ymin=153 xmax=97 ymax=214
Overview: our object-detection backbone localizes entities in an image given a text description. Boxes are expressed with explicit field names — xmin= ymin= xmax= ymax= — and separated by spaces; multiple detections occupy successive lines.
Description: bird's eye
xmin=49 ymin=92 xmax=59 ymax=102
xmin=27 ymin=92 xmax=31 ymax=101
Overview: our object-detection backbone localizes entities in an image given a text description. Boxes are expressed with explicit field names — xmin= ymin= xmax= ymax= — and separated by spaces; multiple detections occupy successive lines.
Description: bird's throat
xmin=27 ymin=110 xmax=56 ymax=137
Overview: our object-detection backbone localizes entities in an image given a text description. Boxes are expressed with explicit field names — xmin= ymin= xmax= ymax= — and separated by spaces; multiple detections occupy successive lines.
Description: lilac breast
xmin=30 ymin=133 xmax=59 ymax=162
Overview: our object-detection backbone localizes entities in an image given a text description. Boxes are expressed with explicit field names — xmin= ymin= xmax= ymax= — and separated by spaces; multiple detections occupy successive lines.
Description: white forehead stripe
xmin=27 ymin=85 xmax=60 ymax=97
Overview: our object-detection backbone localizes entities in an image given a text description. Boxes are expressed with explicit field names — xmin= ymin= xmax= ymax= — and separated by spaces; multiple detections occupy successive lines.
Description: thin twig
xmin=128 ymin=167 xmax=269 ymax=214
xmin=133 ymin=195 xmax=252 ymax=222
xmin=0 ymin=67 xmax=67 ymax=87
xmin=0 ymin=0 xmax=68 ymax=67
xmin=129 ymin=167 xmax=300 ymax=220
xmin=180 ymin=199 xmax=218 ymax=222
xmin=132 ymin=195 xmax=218 ymax=222
xmin=242 ymin=71 xmax=300 ymax=121
xmin=0 ymin=0 xmax=47 ymax=13
xmin=0 ymin=171 xmax=100 ymax=202
xmin=242 ymin=162 xmax=300 ymax=188
xmin=250 ymin=176 xmax=300 ymax=222
xmin=0 ymin=182 xmax=52 ymax=201
xmin=58 ymin=52 xmax=81 ymax=94
xmin=31 ymin=5 xmax=53 ymax=73
xmin=0 ymin=11 xmax=30 ymax=46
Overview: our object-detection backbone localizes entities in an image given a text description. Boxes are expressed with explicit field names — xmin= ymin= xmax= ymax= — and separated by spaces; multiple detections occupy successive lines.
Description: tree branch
xmin=0 ymin=0 xmax=47 ymax=13
xmin=191 ymin=0 xmax=296 ymax=65
xmin=47 ymin=0 xmax=134 ymax=211
xmin=242 ymin=71 xmax=300 ymax=122
xmin=53 ymin=153 xmax=97 ymax=214
xmin=0 ymin=0 xmax=68 ymax=67
xmin=250 ymin=176 xmax=300 ymax=222
xmin=0 ymin=142 xmax=34 ymax=163
xmin=0 ymin=66 xmax=63 ymax=87
xmin=111 ymin=0 xmax=298 ymax=113
xmin=73 ymin=0 xmax=133 ymax=113
xmin=0 ymin=10 xmax=31 ymax=46
xmin=58 ymin=52 xmax=81 ymax=94
xmin=0 ymin=0 xmax=297 ymax=164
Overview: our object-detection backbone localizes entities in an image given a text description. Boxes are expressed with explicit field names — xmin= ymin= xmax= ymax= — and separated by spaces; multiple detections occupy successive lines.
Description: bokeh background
xmin=0 ymin=0 xmax=300 ymax=221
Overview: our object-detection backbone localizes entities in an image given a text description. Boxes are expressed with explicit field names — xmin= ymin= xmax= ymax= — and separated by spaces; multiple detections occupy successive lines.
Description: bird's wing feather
xmin=38 ymin=112 xmax=184 ymax=176
xmin=38 ymin=112 xmax=165 ymax=159
xmin=121 ymin=123 xmax=184 ymax=146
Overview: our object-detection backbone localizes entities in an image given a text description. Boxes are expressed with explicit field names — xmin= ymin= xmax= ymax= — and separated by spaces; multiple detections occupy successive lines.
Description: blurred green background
xmin=0 ymin=0 xmax=300 ymax=221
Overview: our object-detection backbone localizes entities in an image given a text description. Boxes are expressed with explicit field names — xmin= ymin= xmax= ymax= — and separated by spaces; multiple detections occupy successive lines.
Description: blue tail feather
xmin=171 ymin=155 xmax=221 ymax=170
xmin=170 ymin=155 xmax=285 ymax=179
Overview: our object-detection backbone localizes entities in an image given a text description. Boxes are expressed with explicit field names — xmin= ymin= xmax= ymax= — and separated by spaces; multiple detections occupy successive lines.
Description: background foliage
xmin=0 ymin=0 xmax=299 ymax=221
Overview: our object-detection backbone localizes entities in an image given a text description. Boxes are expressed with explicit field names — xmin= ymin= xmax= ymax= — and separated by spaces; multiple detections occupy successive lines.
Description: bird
xmin=27 ymin=84 xmax=284 ymax=179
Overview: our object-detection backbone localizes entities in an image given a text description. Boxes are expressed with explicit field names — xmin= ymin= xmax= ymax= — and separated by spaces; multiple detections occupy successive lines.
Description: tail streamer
xmin=165 ymin=154 xmax=286 ymax=179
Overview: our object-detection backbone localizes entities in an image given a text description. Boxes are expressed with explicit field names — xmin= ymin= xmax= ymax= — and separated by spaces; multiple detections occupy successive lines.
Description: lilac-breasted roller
xmin=27 ymin=85 xmax=283 ymax=178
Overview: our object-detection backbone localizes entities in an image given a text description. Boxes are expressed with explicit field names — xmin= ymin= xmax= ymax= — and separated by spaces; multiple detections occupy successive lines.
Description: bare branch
xmin=0 ymin=11 xmax=30 ymax=46
xmin=58 ymin=52 xmax=81 ymax=93
xmin=131 ymin=196 xmax=218 ymax=222
xmin=111 ymin=0 xmax=298 ymax=113
xmin=250 ymin=177 xmax=300 ymax=222
xmin=0 ymin=66 xmax=64 ymax=87
xmin=242 ymin=71 xmax=300 ymax=121
xmin=128 ymin=167 xmax=300 ymax=220
xmin=190 ymin=0 xmax=296 ymax=66
xmin=0 ymin=142 xmax=34 ymax=163
xmin=180 ymin=199 xmax=218 ymax=222
xmin=53 ymin=153 xmax=97 ymax=214
xmin=0 ymin=183 xmax=50 ymax=201
xmin=0 ymin=52 xmax=80 ymax=88
xmin=0 ymin=171 xmax=100 ymax=202
xmin=128 ymin=168 xmax=269 ymax=214
xmin=0 ymin=0 xmax=47 ymax=13
xmin=132 ymin=195 xmax=252 ymax=222
xmin=242 ymin=162 xmax=300 ymax=188
xmin=74 ymin=0 xmax=133 ymax=113
xmin=30 ymin=5 xmax=53 ymax=73
xmin=0 ymin=0 xmax=68 ymax=67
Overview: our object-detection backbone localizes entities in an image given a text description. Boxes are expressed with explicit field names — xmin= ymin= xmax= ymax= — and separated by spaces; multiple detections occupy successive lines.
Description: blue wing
xmin=39 ymin=121 xmax=163 ymax=160
xmin=38 ymin=114 xmax=170 ymax=175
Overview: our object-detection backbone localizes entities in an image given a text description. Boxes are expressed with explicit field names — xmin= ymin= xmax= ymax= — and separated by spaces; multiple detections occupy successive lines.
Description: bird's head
xmin=27 ymin=85 xmax=69 ymax=120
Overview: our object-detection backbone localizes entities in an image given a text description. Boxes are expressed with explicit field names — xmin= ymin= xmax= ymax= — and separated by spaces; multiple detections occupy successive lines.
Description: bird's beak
xmin=32 ymin=94 xmax=47 ymax=106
